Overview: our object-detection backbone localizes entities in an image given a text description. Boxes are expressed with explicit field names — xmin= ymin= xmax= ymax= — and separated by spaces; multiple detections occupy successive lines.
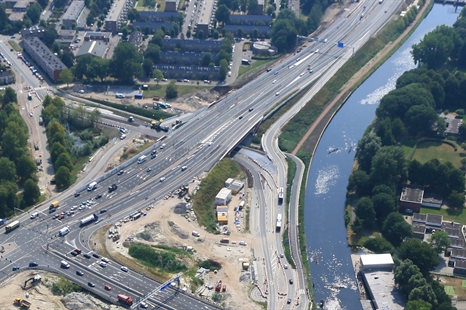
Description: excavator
xmin=23 ymin=275 xmax=41 ymax=289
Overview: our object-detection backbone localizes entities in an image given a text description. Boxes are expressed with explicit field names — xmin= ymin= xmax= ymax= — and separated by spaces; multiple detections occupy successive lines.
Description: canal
xmin=304 ymin=4 xmax=461 ymax=309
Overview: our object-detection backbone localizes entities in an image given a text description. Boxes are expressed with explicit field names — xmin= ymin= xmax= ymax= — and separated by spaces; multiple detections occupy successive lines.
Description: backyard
xmin=403 ymin=139 xmax=465 ymax=168
xmin=421 ymin=207 xmax=466 ymax=226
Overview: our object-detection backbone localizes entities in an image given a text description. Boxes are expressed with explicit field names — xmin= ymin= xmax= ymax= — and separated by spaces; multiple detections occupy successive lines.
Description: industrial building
xmin=105 ymin=0 xmax=131 ymax=34
xmin=84 ymin=31 xmax=112 ymax=42
xmin=215 ymin=188 xmax=232 ymax=206
xmin=22 ymin=37 xmax=67 ymax=82
xmin=359 ymin=254 xmax=405 ymax=309
xmin=76 ymin=40 xmax=110 ymax=58
xmin=62 ymin=0 xmax=85 ymax=29
xmin=225 ymin=178 xmax=244 ymax=194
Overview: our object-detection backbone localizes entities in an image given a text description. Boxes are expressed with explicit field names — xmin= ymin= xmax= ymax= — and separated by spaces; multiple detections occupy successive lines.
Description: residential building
xmin=165 ymin=0 xmax=178 ymax=12
xmin=195 ymin=0 xmax=215 ymax=34
xmin=62 ymin=0 xmax=85 ymax=29
xmin=12 ymin=0 xmax=30 ymax=12
xmin=84 ymin=31 xmax=112 ymax=43
xmin=0 ymin=0 xmax=17 ymax=8
xmin=105 ymin=0 xmax=131 ymax=34
xmin=76 ymin=40 xmax=109 ymax=58
xmin=215 ymin=188 xmax=232 ymax=206
xmin=421 ymin=192 xmax=443 ymax=209
xmin=442 ymin=114 xmax=463 ymax=136
xmin=0 ymin=70 xmax=14 ymax=85
xmin=154 ymin=64 xmax=220 ymax=80
xmin=162 ymin=38 xmax=222 ymax=53
xmin=8 ymin=12 xmax=25 ymax=24
xmin=57 ymin=29 xmax=77 ymax=40
xmin=223 ymin=24 xmax=270 ymax=37
xmin=399 ymin=185 xmax=424 ymax=213
xmin=21 ymin=26 xmax=46 ymax=38
xmin=228 ymin=14 xmax=272 ymax=26
xmin=23 ymin=37 xmax=67 ymax=82
xmin=138 ymin=11 xmax=181 ymax=23
xmin=132 ymin=22 xmax=173 ymax=33
xmin=159 ymin=51 xmax=217 ymax=66
xmin=252 ymin=0 xmax=264 ymax=15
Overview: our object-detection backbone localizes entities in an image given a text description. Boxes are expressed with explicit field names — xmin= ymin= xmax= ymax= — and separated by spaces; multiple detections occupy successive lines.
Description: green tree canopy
xmin=166 ymin=82 xmax=178 ymax=99
xmin=355 ymin=197 xmax=376 ymax=229
xmin=23 ymin=178 xmax=40 ymax=206
xmin=59 ymin=68 xmax=74 ymax=87
xmin=55 ymin=166 xmax=71 ymax=190
xmin=399 ymin=238 xmax=439 ymax=275
xmin=215 ymin=4 xmax=230 ymax=25
xmin=355 ymin=132 xmax=381 ymax=173
xmin=382 ymin=212 xmax=413 ymax=246
xmin=428 ymin=230 xmax=451 ymax=254
xmin=110 ymin=42 xmax=143 ymax=82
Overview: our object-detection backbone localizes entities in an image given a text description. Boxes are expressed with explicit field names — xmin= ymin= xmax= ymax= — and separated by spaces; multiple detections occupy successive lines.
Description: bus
xmin=5 ymin=220 xmax=20 ymax=233
xmin=137 ymin=155 xmax=147 ymax=164
xmin=278 ymin=187 xmax=284 ymax=204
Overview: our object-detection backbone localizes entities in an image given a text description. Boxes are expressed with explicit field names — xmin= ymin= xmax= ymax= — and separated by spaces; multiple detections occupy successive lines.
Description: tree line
xmin=42 ymin=95 xmax=107 ymax=190
xmin=344 ymin=7 xmax=466 ymax=310
xmin=0 ymin=88 xmax=41 ymax=218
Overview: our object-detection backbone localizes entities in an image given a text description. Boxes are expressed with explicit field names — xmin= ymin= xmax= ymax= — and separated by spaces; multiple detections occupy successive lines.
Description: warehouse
xmin=215 ymin=188 xmax=231 ymax=206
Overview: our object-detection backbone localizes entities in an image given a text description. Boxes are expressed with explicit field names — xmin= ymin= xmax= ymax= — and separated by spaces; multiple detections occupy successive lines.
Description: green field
xmin=238 ymin=59 xmax=273 ymax=77
xmin=444 ymin=286 xmax=455 ymax=296
xmin=411 ymin=140 xmax=464 ymax=167
xmin=420 ymin=207 xmax=466 ymax=225
xmin=143 ymin=84 xmax=211 ymax=98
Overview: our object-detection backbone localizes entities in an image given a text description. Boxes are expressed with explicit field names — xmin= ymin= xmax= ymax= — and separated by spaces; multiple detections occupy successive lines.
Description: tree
xmin=50 ymin=142 xmax=67 ymax=164
xmin=74 ymin=55 xmax=93 ymax=79
xmin=409 ymin=285 xmax=438 ymax=307
xmin=16 ymin=155 xmax=37 ymax=182
xmin=355 ymin=132 xmax=381 ymax=172
xmin=237 ymin=27 xmax=243 ymax=39
xmin=55 ymin=166 xmax=71 ymax=190
xmin=88 ymin=58 xmax=109 ymax=82
xmin=215 ymin=4 xmax=230 ymax=25
xmin=408 ymin=159 xmax=423 ymax=185
xmin=252 ymin=28 xmax=258 ymax=40
xmin=145 ymin=44 xmax=161 ymax=64
xmin=186 ymin=29 xmax=191 ymax=39
xmin=127 ymin=8 xmax=140 ymax=22
xmin=202 ymin=52 xmax=212 ymax=67
xmin=60 ymin=50 xmax=75 ymax=68
xmin=26 ymin=3 xmax=42 ymax=24
xmin=23 ymin=179 xmax=40 ymax=206
xmin=347 ymin=170 xmax=371 ymax=197
xmin=375 ymin=117 xmax=395 ymax=146
xmin=37 ymin=0 xmax=48 ymax=9
xmin=404 ymin=105 xmax=439 ymax=135
xmin=448 ymin=190 xmax=465 ymax=208
xmin=0 ymin=157 xmax=17 ymax=182
xmin=166 ymin=82 xmax=178 ymax=99
xmin=2 ymin=87 xmax=17 ymax=106
xmin=395 ymin=259 xmax=422 ymax=294
xmin=406 ymin=300 xmax=432 ymax=310
xmin=382 ymin=212 xmax=413 ymax=246
xmin=271 ymin=19 xmax=298 ymax=53
xmin=59 ymin=68 xmax=74 ymax=87
xmin=142 ymin=58 xmax=154 ymax=77
xmin=197 ymin=30 xmax=204 ymax=40
xmin=355 ymin=197 xmax=376 ymax=229
xmin=2 ymin=122 xmax=28 ymax=162
xmin=371 ymin=193 xmax=395 ymax=225
xmin=219 ymin=59 xmax=228 ymax=81
xmin=110 ymin=42 xmax=143 ymax=82
xmin=153 ymin=69 xmax=163 ymax=84
xmin=363 ymin=237 xmax=393 ymax=254
xmin=399 ymin=238 xmax=439 ymax=275
xmin=428 ymin=230 xmax=451 ymax=254
xmin=248 ymin=0 xmax=258 ymax=13
xmin=370 ymin=146 xmax=407 ymax=187
xmin=55 ymin=153 xmax=73 ymax=171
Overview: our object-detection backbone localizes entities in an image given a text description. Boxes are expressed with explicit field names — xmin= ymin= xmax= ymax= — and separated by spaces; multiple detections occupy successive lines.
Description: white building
xmin=360 ymin=253 xmax=394 ymax=271
xmin=215 ymin=188 xmax=232 ymax=206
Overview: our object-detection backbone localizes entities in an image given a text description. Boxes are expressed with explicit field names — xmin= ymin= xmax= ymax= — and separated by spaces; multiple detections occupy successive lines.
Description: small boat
xmin=319 ymin=299 xmax=324 ymax=308
xmin=348 ymin=146 xmax=352 ymax=153
xmin=328 ymin=147 xmax=339 ymax=154
xmin=316 ymin=253 xmax=319 ymax=264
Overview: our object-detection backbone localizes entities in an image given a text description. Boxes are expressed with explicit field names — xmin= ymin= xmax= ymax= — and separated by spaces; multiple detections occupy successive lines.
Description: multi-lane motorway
xmin=0 ymin=1 xmax=404 ymax=308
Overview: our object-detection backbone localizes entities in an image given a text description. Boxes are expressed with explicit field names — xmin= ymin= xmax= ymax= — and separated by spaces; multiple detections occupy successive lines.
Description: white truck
xmin=80 ymin=214 xmax=99 ymax=226
xmin=276 ymin=214 xmax=282 ymax=232
xmin=87 ymin=181 xmax=97 ymax=191
xmin=60 ymin=260 xmax=70 ymax=268
xmin=59 ymin=227 xmax=70 ymax=236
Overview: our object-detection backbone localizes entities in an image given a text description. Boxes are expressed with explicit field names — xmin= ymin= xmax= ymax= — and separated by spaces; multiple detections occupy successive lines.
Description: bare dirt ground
xmin=106 ymin=175 xmax=261 ymax=310
xmin=0 ymin=271 xmax=69 ymax=310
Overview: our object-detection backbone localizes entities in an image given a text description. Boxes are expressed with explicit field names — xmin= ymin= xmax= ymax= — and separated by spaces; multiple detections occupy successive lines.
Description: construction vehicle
xmin=222 ymin=285 xmax=226 ymax=292
xmin=117 ymin=294 xmax=133 ymax=306
xmin=23 ymin=275 xmax=41 ymax=289
xmin=215 ymin=280 xmax=222 ymax=292
xmin=14 ymin=298 xmax=31 ymax=308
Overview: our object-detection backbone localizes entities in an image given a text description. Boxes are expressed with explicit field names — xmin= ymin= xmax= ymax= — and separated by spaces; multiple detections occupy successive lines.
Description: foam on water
xmin=315 ymin=165 xmax=339 ymax=195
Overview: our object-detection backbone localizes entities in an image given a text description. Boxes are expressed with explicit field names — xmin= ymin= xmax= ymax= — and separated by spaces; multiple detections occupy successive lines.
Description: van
xmin=220 ymin=238 xmax=230 ymax=244
xmin=29 ymin=262 xmax=38 ymax=267
xmin=30 ymin=212 xmax=38 ymax=219
xmin=181 ymin=166 xmax=187 ymax=171
xmin=192 ymin=231 xmax=200 ymax=237
xmin=87 ymin=182 xmax=97 ymax=191
xmin=120 ymin=134 xmax=126 ymax=140
xmin=60 ymin=260 xmax=70 ymax=268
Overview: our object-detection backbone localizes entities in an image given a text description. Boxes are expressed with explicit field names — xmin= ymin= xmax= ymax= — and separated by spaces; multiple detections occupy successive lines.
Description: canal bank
xmin=301 ymin=3 xmax=460 ymax=309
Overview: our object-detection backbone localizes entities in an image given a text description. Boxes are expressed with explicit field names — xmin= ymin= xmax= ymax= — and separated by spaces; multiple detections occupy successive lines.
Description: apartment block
xmin=105 ymin=0 xmax=131 ymax=34
xmin=23 ymin=37 xmax=67 ymax=82
xmin=62 ymin=0 xmax=85 ymax=29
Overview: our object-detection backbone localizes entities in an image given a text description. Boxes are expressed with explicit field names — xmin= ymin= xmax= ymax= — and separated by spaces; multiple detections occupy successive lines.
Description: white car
xmin=239 ymin=241 xmax=247 ymax=246
xmin=284 ymin=264 xmax=288 ymax=269
xmin=160 ymin=177 xmax=166 ymax=182
xmin=79 ymin=90 xmax=84 ymax=93
xmin=99 ymin=262 xmax=107 ymax=267
xmin=101 ymin=257 xmax=109 ymax=263
xmin=121 ymin=266 xmax=128 ymax=272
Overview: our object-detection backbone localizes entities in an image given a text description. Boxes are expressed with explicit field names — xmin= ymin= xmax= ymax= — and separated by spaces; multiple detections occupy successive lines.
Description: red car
xmin=104 ymin=284 xmax=112 ymax=291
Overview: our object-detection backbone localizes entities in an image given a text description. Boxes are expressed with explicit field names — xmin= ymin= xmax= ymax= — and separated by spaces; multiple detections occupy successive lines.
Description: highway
xmin=0 ymin=1 xmax=403 ymax=308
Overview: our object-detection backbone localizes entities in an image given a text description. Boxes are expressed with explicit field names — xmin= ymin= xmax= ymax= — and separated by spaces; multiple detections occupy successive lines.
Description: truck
xmin=117 ymin=294 xmax=133 ymax=306
xmin=60 ymin=260 xmax=70 ymax=268
xmin=278 ymin=187 xmax=284 ymax=204
xmin=14 ymin=298 xmax=31 ymax=308
xmin=80 ymin=214 xmax=98 ymax=226
xmin=276 ymin=214 xmax=282 ymax=232
xmin=220 ymin=238 xmax=230 ymax=244
xmin=59 ymin=226 xmax=70 ymax=236
xmin=87 ymin=181 xmax=97 ymax=191
xmin=137 ymin=155 xmax=146 ymax=164
xmin=49 ymin=201 xmax=59 ymax=212
xmin=5 ymin=220 xmax=20 ymax=233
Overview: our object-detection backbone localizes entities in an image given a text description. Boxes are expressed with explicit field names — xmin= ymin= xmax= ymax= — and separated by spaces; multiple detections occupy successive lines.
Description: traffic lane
xmin=0 ymin=44 xmax=41 ymax=88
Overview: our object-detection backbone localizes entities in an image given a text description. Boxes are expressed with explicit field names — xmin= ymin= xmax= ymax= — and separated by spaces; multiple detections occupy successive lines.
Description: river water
xmin=304 ymin=4 xmax=460 ymax=309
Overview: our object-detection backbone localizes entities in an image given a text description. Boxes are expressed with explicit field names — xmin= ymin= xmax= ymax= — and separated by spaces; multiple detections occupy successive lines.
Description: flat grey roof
xmin=422 ymin=192 xmax=443 ymax=205
xmin=23 ymin=37 xmax=66 ymax=71
xmin=223 ymin=24 xmax=270 ymax=32
xmin=400 ymin=186 xmax=423 ymax=204
xmin=76 ymin=40 xmax=109 ymax=58
xmin=412 ymin=213 xmax=427 ymax=223
xmin=198 ymin=0 xmax=215 ymax=26
xmin=229 ymin=14 xmax=272 ymax=22
xmin=426 ymin=214 xmax=443 ymax=225
xmin=58 ymin=29 xmax=77 ymax=36
xmin=62 ymin=0 xmax=85 ymax=21
xmin=84 ymin=31 xmax=112 ymax=39
xmin=363 ymin=270 xmax=405 ymax=309
xmin=13 ymin=0 xmax=29 ymax=8
xmin=106 ymin=0 xmax=127 ymax=22
xmin=412 ymin=224 xmax=425 ymax=235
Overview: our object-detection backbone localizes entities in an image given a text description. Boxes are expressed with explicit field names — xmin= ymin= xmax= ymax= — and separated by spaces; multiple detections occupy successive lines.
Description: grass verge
xmin=238 ymin=59 xmax=273 ymax=78
xmin=51 ymin=275 xmax=81 ymax=295
xmin=8 ymin=40 xmax=22 ymax=52
xmin=192 ymin=158 xmax=242 ymax=233
xmin=143 ymin=84 xmax=211 ymax=98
